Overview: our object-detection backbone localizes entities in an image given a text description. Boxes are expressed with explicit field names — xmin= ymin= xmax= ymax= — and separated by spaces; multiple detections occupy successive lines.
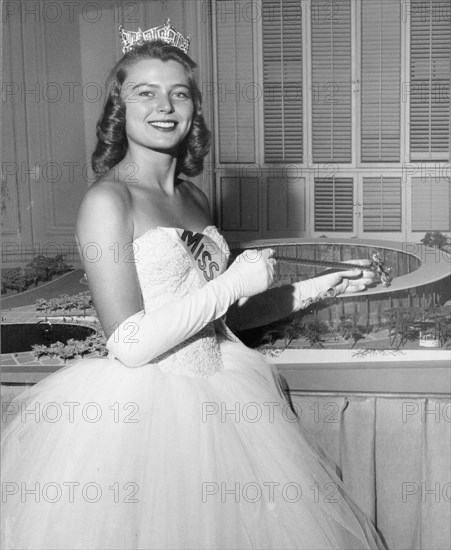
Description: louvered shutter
xmin=314 ymin=177 xmax=354 ymax=231
xmin=311 ymin=0 xmax=352 ymax=163
xmin=262 ymin=0 xmax=303 ymax=162
xmin=362 ymin=177 xmax=402 ymax=231
xmin=361 ymin=0 xmax=401 ymax=162
xmin=215 ymin=0 xmax=255 ymax=162
xmin=267 ymin=176 xmax=306 ymax=231
xmin=220 ymin=176 xmax=259 ymax=231
xmin=411 ymin=177 xmax=450 ymax=230
xmin=410 ymin=0 xmax=450 ymax=160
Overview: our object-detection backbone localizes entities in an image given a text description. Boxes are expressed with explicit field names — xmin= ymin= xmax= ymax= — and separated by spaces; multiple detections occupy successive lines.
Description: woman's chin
xmin=128 ymin=141 xmax=179 ymax=157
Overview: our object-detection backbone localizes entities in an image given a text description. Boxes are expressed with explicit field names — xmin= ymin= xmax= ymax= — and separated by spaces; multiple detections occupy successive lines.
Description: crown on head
xmin=119 ymin=18 xmax=191 ymax=55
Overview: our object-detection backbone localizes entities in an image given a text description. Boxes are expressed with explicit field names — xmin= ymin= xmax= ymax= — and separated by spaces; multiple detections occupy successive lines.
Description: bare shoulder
xmin=182 ymin=179 xmax=211 ymax=214
xmin=77 ymin=177 xmax=132 ymax=219
xmin=76 ymin=178 xmax=133 ymax=241
xmin=74 ymin=178 xmax=142 ymax=340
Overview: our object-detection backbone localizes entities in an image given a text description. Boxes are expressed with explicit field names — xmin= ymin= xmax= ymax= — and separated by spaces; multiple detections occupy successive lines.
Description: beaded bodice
xmin=132 ymin=225 xmax=230 ymax=377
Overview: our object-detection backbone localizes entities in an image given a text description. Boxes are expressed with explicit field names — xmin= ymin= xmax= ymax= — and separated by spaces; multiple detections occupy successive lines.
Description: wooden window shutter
xmin=311 ymin=0 xmax=352 ymax=163
xmin=362 ymin=177 xmax=402 ymax=231
xmin=267 ymin=176 xmax=306 ymax=231
xmin=411 ymin=176 xmax=450 ymax=230
xmin=361 ymin=0 xmax=401 ymax=162
xmin=215 ymin=0 xmax=256 ymax=162
xmin=314 ymin=177 xmax=354 ymax=231
xmin=262 ymin=0 xmax=303 ymax=162
xmin=410 ymin=0 xmax=450 ymax=160
xmin=220 ymin=176 xmax=259 ymax=231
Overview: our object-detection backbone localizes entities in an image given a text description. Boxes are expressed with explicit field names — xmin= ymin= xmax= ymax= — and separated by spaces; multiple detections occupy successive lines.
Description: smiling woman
xmin=1 ymin=30 xmax=385 ymax=550
xmin=90 ymin=39 xmax=210 ymax=181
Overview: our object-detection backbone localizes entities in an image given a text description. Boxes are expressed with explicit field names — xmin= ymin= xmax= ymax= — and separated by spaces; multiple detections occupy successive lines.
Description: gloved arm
xmin=291 ymin=266 xmax=371 ymax=311
xmin=226 ymin=262 xmax=374 ymax=331
xmin=106 ymin=249 xmax=275 ymax=367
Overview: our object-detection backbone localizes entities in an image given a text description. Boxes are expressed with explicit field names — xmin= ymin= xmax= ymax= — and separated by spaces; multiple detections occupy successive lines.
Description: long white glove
xmin=106 ymin=249 xmax=275 ymax=367
xmin=291 ymin=277 xmax=337 ymax=311
xmin=292 ymin=264 xmax=373 ymax=311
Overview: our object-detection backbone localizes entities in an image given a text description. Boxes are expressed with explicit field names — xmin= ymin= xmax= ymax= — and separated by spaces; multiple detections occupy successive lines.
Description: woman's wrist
xmin=292 ymin=279 xmax=335 ymax=312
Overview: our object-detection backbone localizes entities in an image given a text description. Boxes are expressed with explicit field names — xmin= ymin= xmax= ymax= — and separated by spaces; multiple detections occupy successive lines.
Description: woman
xmin=1 ymin=31 xmax=385 ymax=549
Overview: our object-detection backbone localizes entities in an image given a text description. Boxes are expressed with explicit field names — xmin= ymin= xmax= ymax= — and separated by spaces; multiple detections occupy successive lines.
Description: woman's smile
xmin=147 ymin=119 xmax=178 ymax=131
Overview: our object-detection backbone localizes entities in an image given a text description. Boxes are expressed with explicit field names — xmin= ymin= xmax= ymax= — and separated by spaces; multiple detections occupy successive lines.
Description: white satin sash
xmin=160 ymin=228 xmax=226 ymax=284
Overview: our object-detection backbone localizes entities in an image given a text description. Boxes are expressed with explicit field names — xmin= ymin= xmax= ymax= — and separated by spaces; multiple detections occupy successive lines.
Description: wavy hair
xmin=91 ymin=40 xmax=211 ymax=180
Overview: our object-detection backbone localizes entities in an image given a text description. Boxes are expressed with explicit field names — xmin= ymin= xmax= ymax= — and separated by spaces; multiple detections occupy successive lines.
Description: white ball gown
xmin=1 ymin=225 xmax=386 ymax=549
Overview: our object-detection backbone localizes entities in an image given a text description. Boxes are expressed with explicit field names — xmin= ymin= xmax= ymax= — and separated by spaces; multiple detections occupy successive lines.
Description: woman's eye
xmin=137 ymin=90 xmax=190 ymax=99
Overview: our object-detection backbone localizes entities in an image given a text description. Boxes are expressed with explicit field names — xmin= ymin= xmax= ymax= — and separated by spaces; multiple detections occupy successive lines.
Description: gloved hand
xmin=292 ymin=259 xmax=375 ymax=311
xmin=106 ymin=248 xmax=275 ymax=367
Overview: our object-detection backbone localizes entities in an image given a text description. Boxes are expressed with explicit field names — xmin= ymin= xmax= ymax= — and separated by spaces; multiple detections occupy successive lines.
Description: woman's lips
xmin=147 ymin=120 xmax=177 ymax=131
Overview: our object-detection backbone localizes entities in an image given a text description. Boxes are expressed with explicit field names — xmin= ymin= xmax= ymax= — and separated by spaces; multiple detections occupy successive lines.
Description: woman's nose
xmin=157 ymin=95 xmax=174 ymax=113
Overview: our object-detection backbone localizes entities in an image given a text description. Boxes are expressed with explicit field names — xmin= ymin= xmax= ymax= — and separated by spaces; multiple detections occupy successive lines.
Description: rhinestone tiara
xmin=119 ymin=18 xmax=191 ymax=55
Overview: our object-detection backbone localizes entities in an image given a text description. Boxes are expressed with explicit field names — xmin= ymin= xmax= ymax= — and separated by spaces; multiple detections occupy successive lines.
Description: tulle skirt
xmin=1 ymin=337 xmax=386 ymax=549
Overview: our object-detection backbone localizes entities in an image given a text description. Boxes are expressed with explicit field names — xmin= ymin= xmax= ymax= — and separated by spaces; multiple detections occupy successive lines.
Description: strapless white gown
xmin=1 ymin=226 xmax=386 ymax=549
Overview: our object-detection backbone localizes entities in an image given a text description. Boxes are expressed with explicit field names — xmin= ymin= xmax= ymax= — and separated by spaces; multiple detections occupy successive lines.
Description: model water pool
xmin=233 ymin=237 xmax=451 ymax=326
xmin=1 ymin=322 xmax=96 ymax=354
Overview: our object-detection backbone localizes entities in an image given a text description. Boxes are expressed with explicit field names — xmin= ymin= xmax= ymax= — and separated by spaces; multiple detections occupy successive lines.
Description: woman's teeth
xmin=149 ymin=121 xmax=176 ymax=128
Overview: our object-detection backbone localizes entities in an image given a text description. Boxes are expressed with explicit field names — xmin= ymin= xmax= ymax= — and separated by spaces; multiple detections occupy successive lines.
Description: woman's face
xmin=122 ymin=58 xmax=194 ymax=154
